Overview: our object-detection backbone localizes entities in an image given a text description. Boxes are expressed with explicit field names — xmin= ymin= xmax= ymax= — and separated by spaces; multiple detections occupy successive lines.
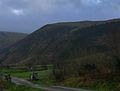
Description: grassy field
xmin=0 ymin=68 xmax=48 ymax=78
xmin=0 ymin=68 xmax=47 ymax=91
xmin=0 ymin=67 xmax=55 ymax=85
xmin=0 ymin=67 xmax=117 ymax=91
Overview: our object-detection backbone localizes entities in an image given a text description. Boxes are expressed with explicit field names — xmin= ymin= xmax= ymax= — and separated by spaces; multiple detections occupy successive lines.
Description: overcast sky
xmin=0 ymin=0 xmax=120 ymax=33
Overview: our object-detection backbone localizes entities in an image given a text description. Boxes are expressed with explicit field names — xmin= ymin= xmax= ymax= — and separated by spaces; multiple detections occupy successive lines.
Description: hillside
xmin=0 ymin=19 xmax=120 ymax=65
xmin=0 ymin=31 xmax=27 ymax=50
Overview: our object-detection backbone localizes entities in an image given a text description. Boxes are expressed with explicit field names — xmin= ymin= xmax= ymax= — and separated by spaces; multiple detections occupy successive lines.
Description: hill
xmin=0 ymin=19 xmax=120 ymax=65
xmin=0 ymin=31 xmax=27 ymax=50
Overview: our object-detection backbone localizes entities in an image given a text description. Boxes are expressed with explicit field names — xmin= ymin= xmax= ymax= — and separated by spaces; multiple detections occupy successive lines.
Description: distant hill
xmin=0 ymin=19 xmax=120 ymax=65
xmin=0 ymin=31 xmax=27 ymax=50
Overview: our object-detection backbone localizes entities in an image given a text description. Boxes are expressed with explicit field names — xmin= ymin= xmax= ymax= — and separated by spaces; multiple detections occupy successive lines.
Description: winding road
xmin=11 ymin=77 xmax=91 ymax=91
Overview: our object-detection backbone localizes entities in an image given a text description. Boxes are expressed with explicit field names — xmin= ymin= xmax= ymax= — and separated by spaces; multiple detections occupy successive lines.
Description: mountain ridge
xmin=0 ymin=19 xmax=120 ymax=65
xmin=0 ymin=31 xmax=27 ymax=51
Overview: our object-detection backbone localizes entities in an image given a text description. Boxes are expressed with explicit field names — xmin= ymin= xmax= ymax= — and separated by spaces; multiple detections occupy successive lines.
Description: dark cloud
xmin=0 ymin=0 xmax=120 ymax=33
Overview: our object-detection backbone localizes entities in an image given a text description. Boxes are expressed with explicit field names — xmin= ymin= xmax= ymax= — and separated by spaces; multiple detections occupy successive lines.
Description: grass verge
xmin=6 ymin=82 xmax=44 ymax=91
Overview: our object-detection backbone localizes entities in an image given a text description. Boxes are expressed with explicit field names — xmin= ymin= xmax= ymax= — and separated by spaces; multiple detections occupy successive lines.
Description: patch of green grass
xmin=0 ymin=68 xmax=55 ymax=86
xmin=0 ymin=68 xmax=48 ymax=79
xmin=0 ymin=68 xmax=24 ymax=75
xmin=11 ymin=69 xmax=55 ymax=85
xmin=0 ymin=68 xmax=45 ymax=91
xmin=12 ymin=71 xmax=31 ymax=79
xmin=0 ymin=68 xmax=29 ymax=79
xmin=11 ymin=70 xmax=49 ymax=79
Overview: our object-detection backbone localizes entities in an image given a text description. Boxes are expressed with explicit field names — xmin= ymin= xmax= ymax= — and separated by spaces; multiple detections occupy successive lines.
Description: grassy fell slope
xmin=0 ymin=31 xmax=27 ymax=50
xmin=0 ymin=19 xmax=120 ymax=65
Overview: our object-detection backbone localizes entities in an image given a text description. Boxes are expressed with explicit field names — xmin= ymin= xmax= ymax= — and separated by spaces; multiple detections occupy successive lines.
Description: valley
xmin=0 ymin=0 xmax=120 ymax=90
xmin=0 ymin=19 xmax=120 ymax=91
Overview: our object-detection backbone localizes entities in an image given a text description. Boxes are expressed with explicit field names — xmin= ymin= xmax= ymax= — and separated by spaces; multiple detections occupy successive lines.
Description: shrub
xmin=0 ymin=78 xmax=6 ymax=91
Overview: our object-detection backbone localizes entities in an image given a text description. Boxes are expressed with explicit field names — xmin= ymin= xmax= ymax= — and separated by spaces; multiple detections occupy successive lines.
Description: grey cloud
xmin=0 ymin=0 xmax=120 ymax=33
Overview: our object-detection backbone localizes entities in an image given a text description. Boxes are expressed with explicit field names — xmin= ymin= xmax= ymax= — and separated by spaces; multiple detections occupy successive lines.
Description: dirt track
xmin=12 ymin=77 xmax=91 ymax=91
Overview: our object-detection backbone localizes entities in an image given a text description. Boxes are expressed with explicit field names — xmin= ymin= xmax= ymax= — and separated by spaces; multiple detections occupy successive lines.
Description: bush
xmin=0 ymin=78 xmax=6 ymax=91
